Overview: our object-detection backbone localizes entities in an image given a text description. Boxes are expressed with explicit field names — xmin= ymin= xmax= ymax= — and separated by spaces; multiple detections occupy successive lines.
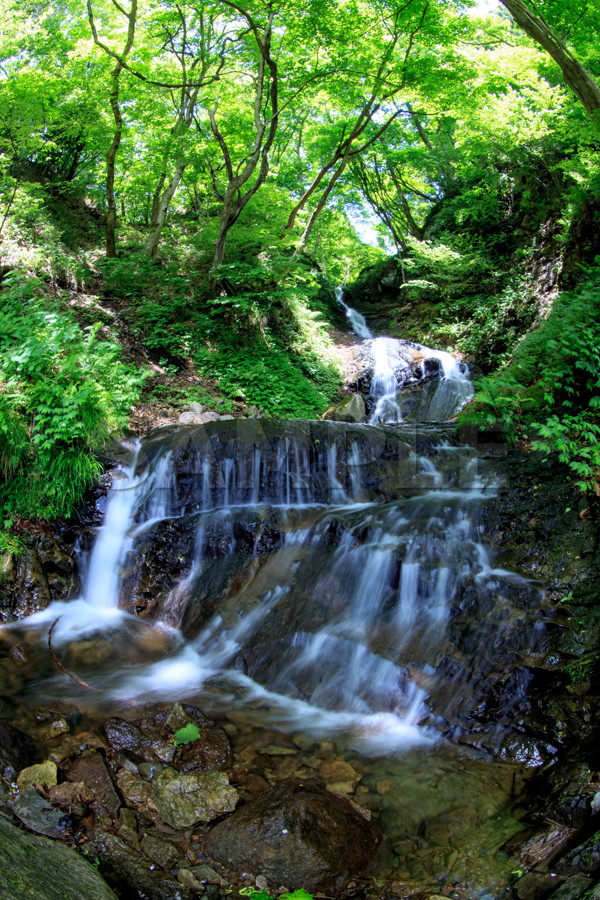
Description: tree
xmin=499 ymin=0 xmax=600 ymax=117
xmin=204 ymin=0 xmax=279 ymax=277
xmin=87 ymin=0 xmax=139 ymax=258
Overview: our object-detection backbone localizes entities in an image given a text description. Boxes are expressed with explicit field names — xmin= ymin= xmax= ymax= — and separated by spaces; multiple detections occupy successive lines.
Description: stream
xmin=1 ymin=299 xmax=556 ymax=897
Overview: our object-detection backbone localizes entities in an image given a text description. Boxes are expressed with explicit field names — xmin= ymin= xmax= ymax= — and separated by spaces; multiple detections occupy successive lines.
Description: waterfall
xmin=8 ymin=297 xmax=543 ymax=760
xmin=10 ymin=409 xmax=543 ymax=757
xmin=369 ymin=337 xmax=404 ymax=425
xmin=335 ymin=286 xmax=372 ymax=340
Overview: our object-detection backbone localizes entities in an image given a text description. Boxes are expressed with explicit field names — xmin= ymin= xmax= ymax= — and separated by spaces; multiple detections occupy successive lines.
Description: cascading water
xmin=9 ymin=411 xmax=542 ymax=760
xmin=369 ymin=337 xmax=404 ymax=425
xmin=335 ymin=285 xmax=373 ymax=340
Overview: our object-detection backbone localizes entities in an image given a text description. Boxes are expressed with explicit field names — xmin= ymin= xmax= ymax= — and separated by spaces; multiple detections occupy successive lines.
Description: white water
xmin=369 ymin=337 xmax=404 ymax=425
xmin=11 ymin=415 xmax=524 ymax=756
xmin=335 ymin=285 xmax=372 ymax=340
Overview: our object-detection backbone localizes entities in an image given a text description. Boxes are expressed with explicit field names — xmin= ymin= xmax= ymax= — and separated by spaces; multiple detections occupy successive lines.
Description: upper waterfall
xmin=336 ymin=287 xmax=474 ymax=425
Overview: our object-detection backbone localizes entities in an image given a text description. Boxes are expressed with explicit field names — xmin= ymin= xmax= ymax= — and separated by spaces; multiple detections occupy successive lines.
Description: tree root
xmin=48 ymin=617 xmax=104 ymax=693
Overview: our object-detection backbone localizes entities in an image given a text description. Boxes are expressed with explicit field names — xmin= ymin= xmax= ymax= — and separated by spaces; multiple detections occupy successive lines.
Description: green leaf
xmin=172 ymin=723 xmax=201 ymax=746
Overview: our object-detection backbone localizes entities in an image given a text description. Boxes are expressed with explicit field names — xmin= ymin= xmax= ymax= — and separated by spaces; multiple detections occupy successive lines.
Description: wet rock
xmin=496 ymin=732 xmax=557 ymax=768
xmin=140 ymin=832 xmax=180 ymax=870
xmin=8 ymin=642 xmax=28 ymax=665
xmin=556 ymin=832 xmax=600 ymax=875
xmin=102 ymin=703 xmax=232 ymax=774
xmin=0 ymin=814 xmax=118 ymax=900
xmin=152 ymin=767 xmax=238 ymax=828
xmin=116 ymin=767 xmax=159 ymax=819
xmin=184 ymin=864 xmax=226 ymax=886
xmin=86 ymin=829 xmax=193 ymax=900
xmin=319 ymin=759 xmax=361 ymax=793
xmin=0 ymin=720 xmax=40 ymax=778
xmin=204 ymin=778 xmax=381 ymax=892
xmin=514 ymin=872 xmax=566 ymax=900
xmin=48 ymin=780 xmax=94 ymax=817
xmin=66 ymin=752 xmax=121 ymax=817
xmin=323 ymin=394 xmax=366 ymax=423
xmin=102 ymin=718 xmax=157 ymax=760
xmin=17 ymin=760 xmax=58 ymax=791
xmin=0 ymin=533 xmax=78 ymax=622
xmin=505 ymin=826 xmax=577 ymax=869
xmin=36 ymin=713 xmax=72 ymax=741
xmin=10 ymin=786 xmax=73 ymax=839
xmin=548 ymin=875 xmax=594 ymax=899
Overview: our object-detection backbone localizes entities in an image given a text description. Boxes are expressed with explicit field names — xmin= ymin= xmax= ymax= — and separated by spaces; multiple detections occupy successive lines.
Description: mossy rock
xmin=0 ymin=814 xmax=118 ymax=900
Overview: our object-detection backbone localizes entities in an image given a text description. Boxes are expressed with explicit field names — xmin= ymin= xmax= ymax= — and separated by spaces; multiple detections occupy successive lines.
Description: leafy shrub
xmin=0 ymin=274 xmax=144 ymax=524
xmin=462 ymin=264 xmax=600 ymax=491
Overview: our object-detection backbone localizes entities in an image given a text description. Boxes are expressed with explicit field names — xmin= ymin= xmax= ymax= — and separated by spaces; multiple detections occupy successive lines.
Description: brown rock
xmin=66 ymin=752 xmax=120 ymax=817
xmin=205 ymin=778 xmax=381 ymax=892
xmin=48 ymin=781 xmax=94 ymax=817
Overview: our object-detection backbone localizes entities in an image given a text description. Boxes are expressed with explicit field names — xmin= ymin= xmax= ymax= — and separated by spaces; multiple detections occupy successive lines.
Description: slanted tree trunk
xmin=144 ymin=163 xmax=186 ymax=258
xmin=87 ymin=0 xmax=138 ymax=258
xmin=207 ymin=5 xmax=278 ymax=284
xmin=500 ymin=0 xmax=600 ymax=116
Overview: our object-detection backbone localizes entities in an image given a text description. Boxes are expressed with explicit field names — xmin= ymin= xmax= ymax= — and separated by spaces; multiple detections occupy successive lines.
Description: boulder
xmin=0 ymin=814 xmax=118 ymax=900
xmin=152 ymin=767 xmax=238 ymax=828
xmin=204 ymin=778 xmax=381 ymax=892
xmin=323 ymin=394 xmax=365 ymax=423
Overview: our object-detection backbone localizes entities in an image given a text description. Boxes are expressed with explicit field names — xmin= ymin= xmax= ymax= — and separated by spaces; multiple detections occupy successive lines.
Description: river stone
xmin=17 ymin=760 xmax=58 ymax=791
xmin=179 ymin=411 xmax=204 ymax=425
xmin=153 ymin=767 xmax=238 ymax=828
xmin=10 ymin=786 xmax=72 ymax=839
xmin=0 ymin=814 xmax=118 ymax=900
xmin=66 ymin=752 xmax=121 ymax=817
xmin=102 ymin=703 xmax=232 ymax=773
xmin=49 ymin=781 xmax=94 ymax=817
xmin=324 ymin=394 xmax=366 ymax=423
xmin=548 ymin=875 xmax=594 ymax=899
xmin=0 ymin=721 xmax=40 ymax=778
xmin=86 ymin=829 xmax=193 ymax=900
xmin=204 ymin=778 xmax=381 ymax=891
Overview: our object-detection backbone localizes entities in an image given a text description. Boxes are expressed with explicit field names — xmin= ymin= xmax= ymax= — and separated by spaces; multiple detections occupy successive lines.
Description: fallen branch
xmin=48 ymin=617 xmax=104 ymax=693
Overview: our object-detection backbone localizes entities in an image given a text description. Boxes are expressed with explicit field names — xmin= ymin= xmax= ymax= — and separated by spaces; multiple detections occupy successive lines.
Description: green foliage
xmin=101 ymin=253 xmax=197 ymax=365
xmin=0 ymin=274 xmax=144 ymax=525
xmin=419 ymin=276 xmax=538 ymax=371
xmin=171 ymin=723 xmax=201 ymax=746
xmin=238 ymin=888 xmax=314 ymax=900
xmin=462 ymin=264 xmax=600 ymax=491
xmin=102 ymin=249 xmax=343 ymax=418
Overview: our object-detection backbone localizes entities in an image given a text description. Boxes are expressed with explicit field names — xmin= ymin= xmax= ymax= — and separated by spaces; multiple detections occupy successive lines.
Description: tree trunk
xmin=500 ymin=0 xmax=600 ymax=116
xmin=144 ymin=163 xmax=186 ymax=258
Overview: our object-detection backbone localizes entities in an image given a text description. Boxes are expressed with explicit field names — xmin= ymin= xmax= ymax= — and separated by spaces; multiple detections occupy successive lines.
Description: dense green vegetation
xmin=1 ymin=0 xmax=600 ymax=534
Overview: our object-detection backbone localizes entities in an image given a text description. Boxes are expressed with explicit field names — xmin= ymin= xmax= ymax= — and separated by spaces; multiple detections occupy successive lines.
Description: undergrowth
xmin=102 ymin=253 xmax=343 ymax=418
xmin=461 ymin=263 xmax=600 ymax=493
xmin=0 ymin=273 xmax=144 ymax=531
